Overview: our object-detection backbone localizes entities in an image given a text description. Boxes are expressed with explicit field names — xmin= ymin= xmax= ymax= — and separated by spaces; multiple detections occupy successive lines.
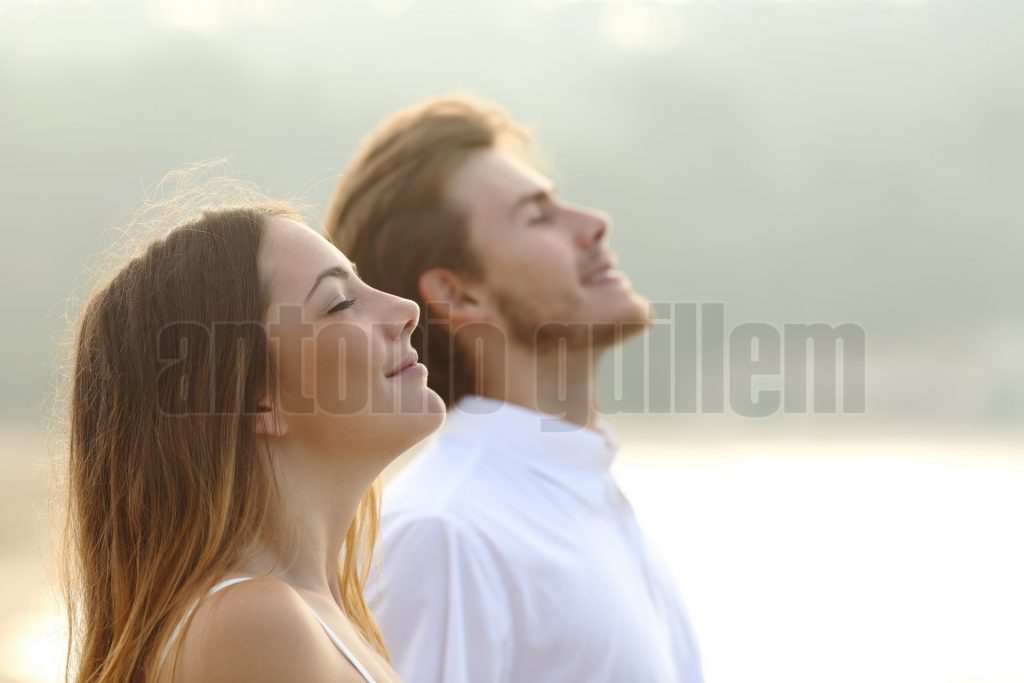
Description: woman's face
xmin=258 ymin=217 xmax=444 ymax=461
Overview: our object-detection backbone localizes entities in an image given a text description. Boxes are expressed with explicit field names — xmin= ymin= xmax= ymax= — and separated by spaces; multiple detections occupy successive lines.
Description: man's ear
xmin=418 ymin=268 xmax=491 ymax=326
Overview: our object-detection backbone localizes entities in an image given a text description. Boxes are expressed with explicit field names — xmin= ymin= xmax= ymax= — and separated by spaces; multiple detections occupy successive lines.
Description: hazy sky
xmin=2 ymin=0 xmax=1021 ymax=431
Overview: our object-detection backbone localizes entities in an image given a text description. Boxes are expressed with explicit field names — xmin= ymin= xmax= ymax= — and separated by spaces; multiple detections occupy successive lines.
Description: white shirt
xmin=368 ymin=395 xmax=703 ymax=683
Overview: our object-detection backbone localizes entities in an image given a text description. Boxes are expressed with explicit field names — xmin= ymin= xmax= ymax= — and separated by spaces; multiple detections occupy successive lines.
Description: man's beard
xmin=491 ymin=285 xmax=650 ymax=354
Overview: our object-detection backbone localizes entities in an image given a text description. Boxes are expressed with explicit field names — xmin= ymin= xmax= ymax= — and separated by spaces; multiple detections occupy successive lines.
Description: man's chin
xmin=498 ymin=289 xmax=653 ymax=352
xmin=580 ymin=294 xmax=651 ymax=347
xmin=589 ymin=316 xmax=650 ymax=349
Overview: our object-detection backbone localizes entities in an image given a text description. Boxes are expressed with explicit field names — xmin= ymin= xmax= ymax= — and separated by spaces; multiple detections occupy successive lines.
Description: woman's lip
xmin=390 ymin=362 xmax=426 ymax=378
xmin=386 ymin=352 xmax=420 ymax=377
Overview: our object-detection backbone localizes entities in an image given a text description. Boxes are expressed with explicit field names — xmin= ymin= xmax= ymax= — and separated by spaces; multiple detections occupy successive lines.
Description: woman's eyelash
xmin=327 ymin=298 xmax=356 ymax=315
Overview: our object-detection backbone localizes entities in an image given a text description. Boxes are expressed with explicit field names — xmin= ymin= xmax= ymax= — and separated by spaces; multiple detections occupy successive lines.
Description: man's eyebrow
xmin=509 ymin=185 xmax=556 ymax=216
xmin=304 ymin=265 xmax=351 ymax=303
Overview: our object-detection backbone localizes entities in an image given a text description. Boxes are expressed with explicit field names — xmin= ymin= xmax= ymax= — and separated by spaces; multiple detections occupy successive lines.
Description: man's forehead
xmin=448 ymin=148 xmax=552 ymax=211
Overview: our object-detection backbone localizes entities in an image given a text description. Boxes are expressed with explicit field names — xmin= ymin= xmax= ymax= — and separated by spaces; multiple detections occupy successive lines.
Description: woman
xmin=62 ymin=200 xmax=445 ymax=682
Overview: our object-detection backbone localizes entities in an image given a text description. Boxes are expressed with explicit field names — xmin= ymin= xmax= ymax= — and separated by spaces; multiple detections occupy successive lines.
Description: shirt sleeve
xmin=367 ymin=515 xmax=514 ymax=683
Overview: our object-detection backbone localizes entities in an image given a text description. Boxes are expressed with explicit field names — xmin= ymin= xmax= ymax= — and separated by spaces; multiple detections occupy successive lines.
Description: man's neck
xmin=475 ymin=341 xmax=603 ymax=430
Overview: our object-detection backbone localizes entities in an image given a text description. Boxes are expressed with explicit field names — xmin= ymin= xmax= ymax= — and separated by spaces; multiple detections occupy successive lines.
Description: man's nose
xmin=574 ymin=206 xmax=610 ymax=249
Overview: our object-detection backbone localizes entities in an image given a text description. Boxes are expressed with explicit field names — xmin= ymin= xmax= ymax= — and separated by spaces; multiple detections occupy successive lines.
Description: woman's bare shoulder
xmin=169 ymin=577 xmax=366 ymax=683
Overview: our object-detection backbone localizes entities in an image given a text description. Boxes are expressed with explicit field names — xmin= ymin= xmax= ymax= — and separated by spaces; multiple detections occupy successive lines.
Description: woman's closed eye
xmin=327 ymin=298 xmax=356 ymax=315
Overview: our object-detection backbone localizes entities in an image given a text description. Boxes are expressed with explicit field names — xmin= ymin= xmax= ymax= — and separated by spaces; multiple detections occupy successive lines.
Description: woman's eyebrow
xmin=305 ymin=265 xmax=351 ymax=303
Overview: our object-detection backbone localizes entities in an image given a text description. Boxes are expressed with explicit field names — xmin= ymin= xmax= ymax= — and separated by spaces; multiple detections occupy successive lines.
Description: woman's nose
xmin=387 ymin=295 xmax=420 ymax=340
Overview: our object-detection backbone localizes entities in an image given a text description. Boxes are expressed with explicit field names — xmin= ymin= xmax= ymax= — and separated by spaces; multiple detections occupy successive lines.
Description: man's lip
xmin=582 ymin=258 xmax=617 ymax=283
xmin=386 ymin=352 xmax=419 ymax=378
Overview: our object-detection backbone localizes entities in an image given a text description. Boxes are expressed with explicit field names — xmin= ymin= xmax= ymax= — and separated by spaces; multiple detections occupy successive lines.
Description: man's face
xmin=445 ymin=148 xmax=650 ymax=351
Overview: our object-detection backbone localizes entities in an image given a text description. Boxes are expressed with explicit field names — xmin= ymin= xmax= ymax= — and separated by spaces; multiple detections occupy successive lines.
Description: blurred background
xmin=1 ymin=0 xmax=1021 ymax=681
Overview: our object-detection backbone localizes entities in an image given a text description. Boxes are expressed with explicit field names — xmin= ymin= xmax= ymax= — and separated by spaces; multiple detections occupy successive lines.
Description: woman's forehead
xmin=260 ymin=217 xmax=351 ymax=301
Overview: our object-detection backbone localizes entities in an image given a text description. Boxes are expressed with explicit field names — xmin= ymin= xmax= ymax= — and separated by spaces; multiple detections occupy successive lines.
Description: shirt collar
xmin=441 ymin=394 xmax=619 ymax=474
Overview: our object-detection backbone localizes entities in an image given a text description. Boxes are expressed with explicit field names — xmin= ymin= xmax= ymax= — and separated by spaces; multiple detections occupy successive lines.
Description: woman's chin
xmin=415 ymin=388 xmax=447 ymax=431
xmin=383 ymin=413 xmax=444 ymax=460
xmin=391 ymin=388 xmax=446 ymax=445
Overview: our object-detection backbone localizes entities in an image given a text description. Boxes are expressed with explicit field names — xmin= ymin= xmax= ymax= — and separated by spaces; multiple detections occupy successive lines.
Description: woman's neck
xmin=236 ymin=437 xmax=377 ymax=606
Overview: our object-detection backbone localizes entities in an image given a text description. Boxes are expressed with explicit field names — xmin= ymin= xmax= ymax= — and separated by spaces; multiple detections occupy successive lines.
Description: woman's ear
xmin=254 ymin=406 xmax=289 ymax=439
xmin=254 ymin=386 xmax=289 ymax=439
xmin=418 ymin=268 xmax=490 ymax=326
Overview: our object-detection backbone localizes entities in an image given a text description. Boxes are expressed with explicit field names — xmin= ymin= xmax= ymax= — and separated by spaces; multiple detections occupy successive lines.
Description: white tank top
xmin=161 ymin=576 xmax=379 ymax=683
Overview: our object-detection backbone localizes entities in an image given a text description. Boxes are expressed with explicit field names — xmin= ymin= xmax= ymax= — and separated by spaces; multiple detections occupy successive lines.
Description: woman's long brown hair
xmin=61 ymin=202 xmax=387 ymax=682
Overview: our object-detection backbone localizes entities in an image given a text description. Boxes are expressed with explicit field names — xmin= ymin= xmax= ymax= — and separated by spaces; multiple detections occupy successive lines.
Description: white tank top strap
xmin=209 ymin=575 xmax=255 ymax=594
xmin=159 ymin=576 xmax=257 ymax=667
xmin=303 ymin=606 xmax=379 ymax=683
xmin=161 ymin=576 xmax=378 ymax=683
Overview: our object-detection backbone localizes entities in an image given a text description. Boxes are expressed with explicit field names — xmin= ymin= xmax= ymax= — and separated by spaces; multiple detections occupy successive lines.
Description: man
xmin=325 ymin=95 xmax=702 ymax=683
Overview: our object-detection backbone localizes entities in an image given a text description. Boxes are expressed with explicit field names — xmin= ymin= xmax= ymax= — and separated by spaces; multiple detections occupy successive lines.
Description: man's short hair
xmin=325 ymin=95 xmax=529 ymax=407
